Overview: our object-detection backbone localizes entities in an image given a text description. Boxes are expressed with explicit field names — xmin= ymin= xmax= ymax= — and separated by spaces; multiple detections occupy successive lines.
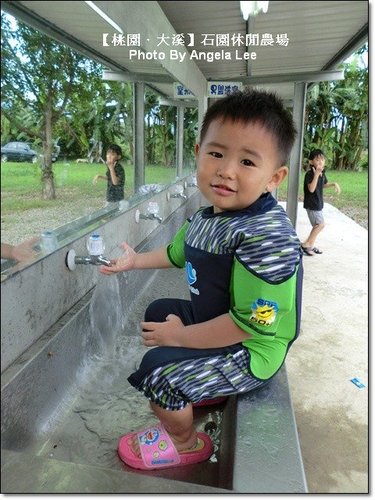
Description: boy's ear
xmin=195 ymin=143 xmax=200 ymax=156
xmin=266 ymin=166 xmax=288 ymax=192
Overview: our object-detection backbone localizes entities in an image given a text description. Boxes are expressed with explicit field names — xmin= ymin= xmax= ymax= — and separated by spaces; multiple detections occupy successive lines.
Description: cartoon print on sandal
xmin=118 ymin=423 xmax=213 ymax=470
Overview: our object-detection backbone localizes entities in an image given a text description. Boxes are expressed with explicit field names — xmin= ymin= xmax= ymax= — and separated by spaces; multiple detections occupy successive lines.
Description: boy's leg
xmin=129 ymin=402 xmax=197 ymax=458
xmin=302 ymin=210 xmax=325 ymax=251
xmin=145 ymin=298 xmax=195 ymax=325
xmin=150 ymin=402 xmax=196 ymax=450
xmin=127 ymin=346 xmax=268 ymax=459
xmin=304 ymin=223 xmax=325 ymax=248
xmin=128 ymin=297 xmax=197 ymax=456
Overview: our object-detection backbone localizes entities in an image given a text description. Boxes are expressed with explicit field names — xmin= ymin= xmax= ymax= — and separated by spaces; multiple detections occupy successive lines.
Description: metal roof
xmin=2 ymin=1 xmax=368 ymax=102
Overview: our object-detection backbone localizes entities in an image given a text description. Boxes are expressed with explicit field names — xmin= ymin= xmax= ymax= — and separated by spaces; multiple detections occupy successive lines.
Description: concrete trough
xmin=1 ymin=194 xmax=307 ymax=493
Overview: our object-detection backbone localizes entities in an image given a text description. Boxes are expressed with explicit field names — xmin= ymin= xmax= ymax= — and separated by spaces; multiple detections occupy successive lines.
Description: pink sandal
xmin=118 ymin=423 xmax=213 ymax=470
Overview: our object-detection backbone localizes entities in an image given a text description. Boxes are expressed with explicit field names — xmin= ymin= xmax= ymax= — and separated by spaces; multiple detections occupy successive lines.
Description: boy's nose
xmin=216 ymin=160 xmax=236 ymax=179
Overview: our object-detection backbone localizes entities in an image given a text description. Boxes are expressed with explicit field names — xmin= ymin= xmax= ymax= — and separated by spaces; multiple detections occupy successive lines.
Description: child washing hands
xmin=100 ymin=89 xmax=303 ymax=470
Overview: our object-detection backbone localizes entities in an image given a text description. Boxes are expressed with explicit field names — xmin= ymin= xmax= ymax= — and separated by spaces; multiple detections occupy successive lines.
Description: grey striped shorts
xmin=128 ymin=345 xmax=267 ymax=410
xmin=127 ymin=298 xmax=269 ymax=410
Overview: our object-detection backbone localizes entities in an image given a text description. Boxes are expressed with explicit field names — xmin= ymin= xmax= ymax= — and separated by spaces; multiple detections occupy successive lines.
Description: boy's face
xmin=106 ymin=149 xmax=121 ymax=164
xmin=310 ymin=154 xmax=325 ymax=169
xmin=195 ymin=119 xmax=288 ymax=213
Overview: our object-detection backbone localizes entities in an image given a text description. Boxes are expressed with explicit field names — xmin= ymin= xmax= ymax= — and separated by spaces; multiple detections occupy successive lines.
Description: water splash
xmin=40 ymin=270 xmax=226 ymax=473
xmin=89 ymin=274 xmax=124 ymax=355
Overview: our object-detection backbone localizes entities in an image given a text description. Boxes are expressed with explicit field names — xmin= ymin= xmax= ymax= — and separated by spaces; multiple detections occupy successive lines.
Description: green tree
xmin=56 ymin=81 xmax=133 ymax=162
xmin=304 ymin=44 xmax=368 ymax=171
xmin=1 ymin=14 xmax=103 ymax=199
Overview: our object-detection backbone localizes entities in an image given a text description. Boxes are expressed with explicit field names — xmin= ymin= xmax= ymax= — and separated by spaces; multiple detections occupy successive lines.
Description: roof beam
xmin=322 ymin=23 xmax=368 ymax=70
xmin=1 ymin=0 xmax=132 ymax=74
xmin=216 ymin=70 xmax=344 ymax=85
xmin=94 ymin=1 xmax=207 ymax=98
xmin=103 ymin=70 xmax=173 ymax=84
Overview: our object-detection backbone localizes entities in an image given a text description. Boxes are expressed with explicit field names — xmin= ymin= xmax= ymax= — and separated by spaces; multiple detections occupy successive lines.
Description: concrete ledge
xmin=233 ymin=366 xmax=308 ymax=493
xmin=1 ymin=449 xmax=230 ymax=494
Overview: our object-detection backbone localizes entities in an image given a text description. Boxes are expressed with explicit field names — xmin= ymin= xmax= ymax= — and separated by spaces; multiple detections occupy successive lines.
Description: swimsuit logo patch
xmin=186 ymin=261 xmax=197 ymax=285
xmin=250 ymin=298 xmax=279 ymax=326
xmin=186 ymin=261 xmax=199 ymax=295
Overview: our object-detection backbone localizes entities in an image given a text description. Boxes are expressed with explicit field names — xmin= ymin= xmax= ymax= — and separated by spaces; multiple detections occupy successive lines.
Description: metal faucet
xmin=170 ymin=185 xmax=187 ymax=200
xmin=135 ymin=202 xmax=163 ymax=224
xmin=74 ymin=254 xmax=112 ymax=266
xmin=139 ymin=213 xmax=163 ymax=223
xmin=187 ymin=175 xmax=198 ymax=187
xmin=170 ymin=192 xmax=187 ymax=200
xmin=65 ymin=249 xmax=111 ymax=271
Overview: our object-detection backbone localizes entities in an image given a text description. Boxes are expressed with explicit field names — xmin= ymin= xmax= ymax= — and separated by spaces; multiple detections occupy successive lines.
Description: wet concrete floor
xmin=285 ymin=202 xmax=368 ymax=493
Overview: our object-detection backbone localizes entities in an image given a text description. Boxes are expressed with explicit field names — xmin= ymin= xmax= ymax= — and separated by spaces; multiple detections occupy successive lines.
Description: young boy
xmin=301 ymin=149 xmax=341 ymax=256
xmin=100 ymin=90 xmax=303 ymax=470
xmin=93 ymin=144 xmax=125 ymax=204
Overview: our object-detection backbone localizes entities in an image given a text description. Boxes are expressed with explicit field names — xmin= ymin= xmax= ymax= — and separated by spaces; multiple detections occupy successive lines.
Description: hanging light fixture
xmin=240 ymin=1 xmax=269 ymax=20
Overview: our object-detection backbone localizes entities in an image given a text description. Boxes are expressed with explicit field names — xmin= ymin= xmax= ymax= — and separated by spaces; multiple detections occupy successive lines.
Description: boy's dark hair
xmin=308 ymin=149 xmax=325 ymax=161
xmin=107 ymin=144 xmax=122 ymax=157
xmin=200 ymin=88 xmax=297 ymax=165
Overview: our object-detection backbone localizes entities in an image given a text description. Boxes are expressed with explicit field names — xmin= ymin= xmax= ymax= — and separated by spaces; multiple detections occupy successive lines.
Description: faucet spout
xmin=95 ymin=255 xmax=112 ymax=266
xmin=65 ymin=249 xmax=111 ymax=271
xmin=151 ymin=214 xmax=163 ymax=223
xmin=171 ymin=193 xmax=187 ymax=200
xmin=139 ymin=213 xmax=163 ymax=223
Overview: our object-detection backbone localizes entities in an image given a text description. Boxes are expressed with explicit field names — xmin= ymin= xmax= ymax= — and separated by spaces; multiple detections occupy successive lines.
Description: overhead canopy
xmin=1 ymin=1 xmax=368 ymax=227
xmin=2 ymin=1 xmax=368 ymax=103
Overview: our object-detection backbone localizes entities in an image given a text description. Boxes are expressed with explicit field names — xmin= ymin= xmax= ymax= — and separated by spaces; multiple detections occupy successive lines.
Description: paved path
xmin=285 ymin=202 xmax=368 ymax=493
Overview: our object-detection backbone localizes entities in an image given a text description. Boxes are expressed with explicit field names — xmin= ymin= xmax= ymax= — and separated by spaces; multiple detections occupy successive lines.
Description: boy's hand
xmin=312 ymin=164 xmax=324 ymax=175
xmin=334 ymin=182 xmax=341 ymax=194
xmin=140 ymin=314 xmax=184 ymax=347
xmin=99 ymin=243 xmax=136 ymax=274
xmin=92 ymin=174 xmax=99 ymax=185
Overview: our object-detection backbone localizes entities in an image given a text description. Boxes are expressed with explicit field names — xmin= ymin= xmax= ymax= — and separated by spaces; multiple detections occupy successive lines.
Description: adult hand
xmin=92 ymin=174 xmax=99 ymax=185
xmin=2 ymin=237 xmax=39 ymax=263
xmin=99 ymin=242 xmax=136 ymax=274
xmin=140 ymin=314 xmax=184 ymax=347
xmin=334 ymin=183 xmax=341 ymax=194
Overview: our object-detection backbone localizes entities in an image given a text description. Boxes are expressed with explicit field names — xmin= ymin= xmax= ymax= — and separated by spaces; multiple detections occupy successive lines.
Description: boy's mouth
xmin=211 ymin=183 xmax=236 ymax=195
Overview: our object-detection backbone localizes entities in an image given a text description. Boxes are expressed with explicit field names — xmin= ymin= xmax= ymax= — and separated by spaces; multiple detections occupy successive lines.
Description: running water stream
xmin=37 ymin=272 xmax=224 ymax=473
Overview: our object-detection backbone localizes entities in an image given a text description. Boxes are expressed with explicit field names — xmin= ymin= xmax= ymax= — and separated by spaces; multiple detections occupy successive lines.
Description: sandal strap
xmin=137 ymin=424 xmax=181 ymax=468
xmin=301 ymin=245 xmax=314 ymax=256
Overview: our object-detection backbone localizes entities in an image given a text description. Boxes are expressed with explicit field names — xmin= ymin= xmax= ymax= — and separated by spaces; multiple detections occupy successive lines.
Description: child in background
xmin=93 ymin=144 xmax=125 ymax=204
xmin=301 ymin=149 xmax=341 ymax=256
xmin=100 ymin=89 xmax=303 ymax=470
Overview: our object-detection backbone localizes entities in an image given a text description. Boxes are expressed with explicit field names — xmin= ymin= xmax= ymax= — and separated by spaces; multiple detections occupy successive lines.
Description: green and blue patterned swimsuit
xmin=128 ymin=193 xmax=303 ymax=409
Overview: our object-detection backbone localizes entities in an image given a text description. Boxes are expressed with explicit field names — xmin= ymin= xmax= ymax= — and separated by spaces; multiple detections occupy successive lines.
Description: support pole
xmin=287 ymin=82 xmax=307 ymax=228
xmin=176 ymin=106 xmax=184 ymax=178
xmin=133 ymin=82 xmax=145 ymax=192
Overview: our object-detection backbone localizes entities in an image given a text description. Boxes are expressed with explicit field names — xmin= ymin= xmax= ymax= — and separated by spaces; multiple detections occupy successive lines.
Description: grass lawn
xmin=1 ymin=161 xmax=184 ymax=212
xmin=1 ymin=161 xmax=368 ymax=229
xmin=277 ymin=169 xmax=368 ymax=228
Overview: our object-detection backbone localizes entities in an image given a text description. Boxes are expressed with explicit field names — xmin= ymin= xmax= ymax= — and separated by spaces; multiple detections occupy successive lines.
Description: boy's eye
xmin=241 ymin=159 xmax=255 ymax=167
xmin=208 ymin=151 xmax=223 ymax=158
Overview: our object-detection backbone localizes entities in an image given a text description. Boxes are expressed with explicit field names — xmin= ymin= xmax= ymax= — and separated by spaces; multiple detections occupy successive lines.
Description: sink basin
xmin=1 ymin=267 xmax=236 ymax=493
